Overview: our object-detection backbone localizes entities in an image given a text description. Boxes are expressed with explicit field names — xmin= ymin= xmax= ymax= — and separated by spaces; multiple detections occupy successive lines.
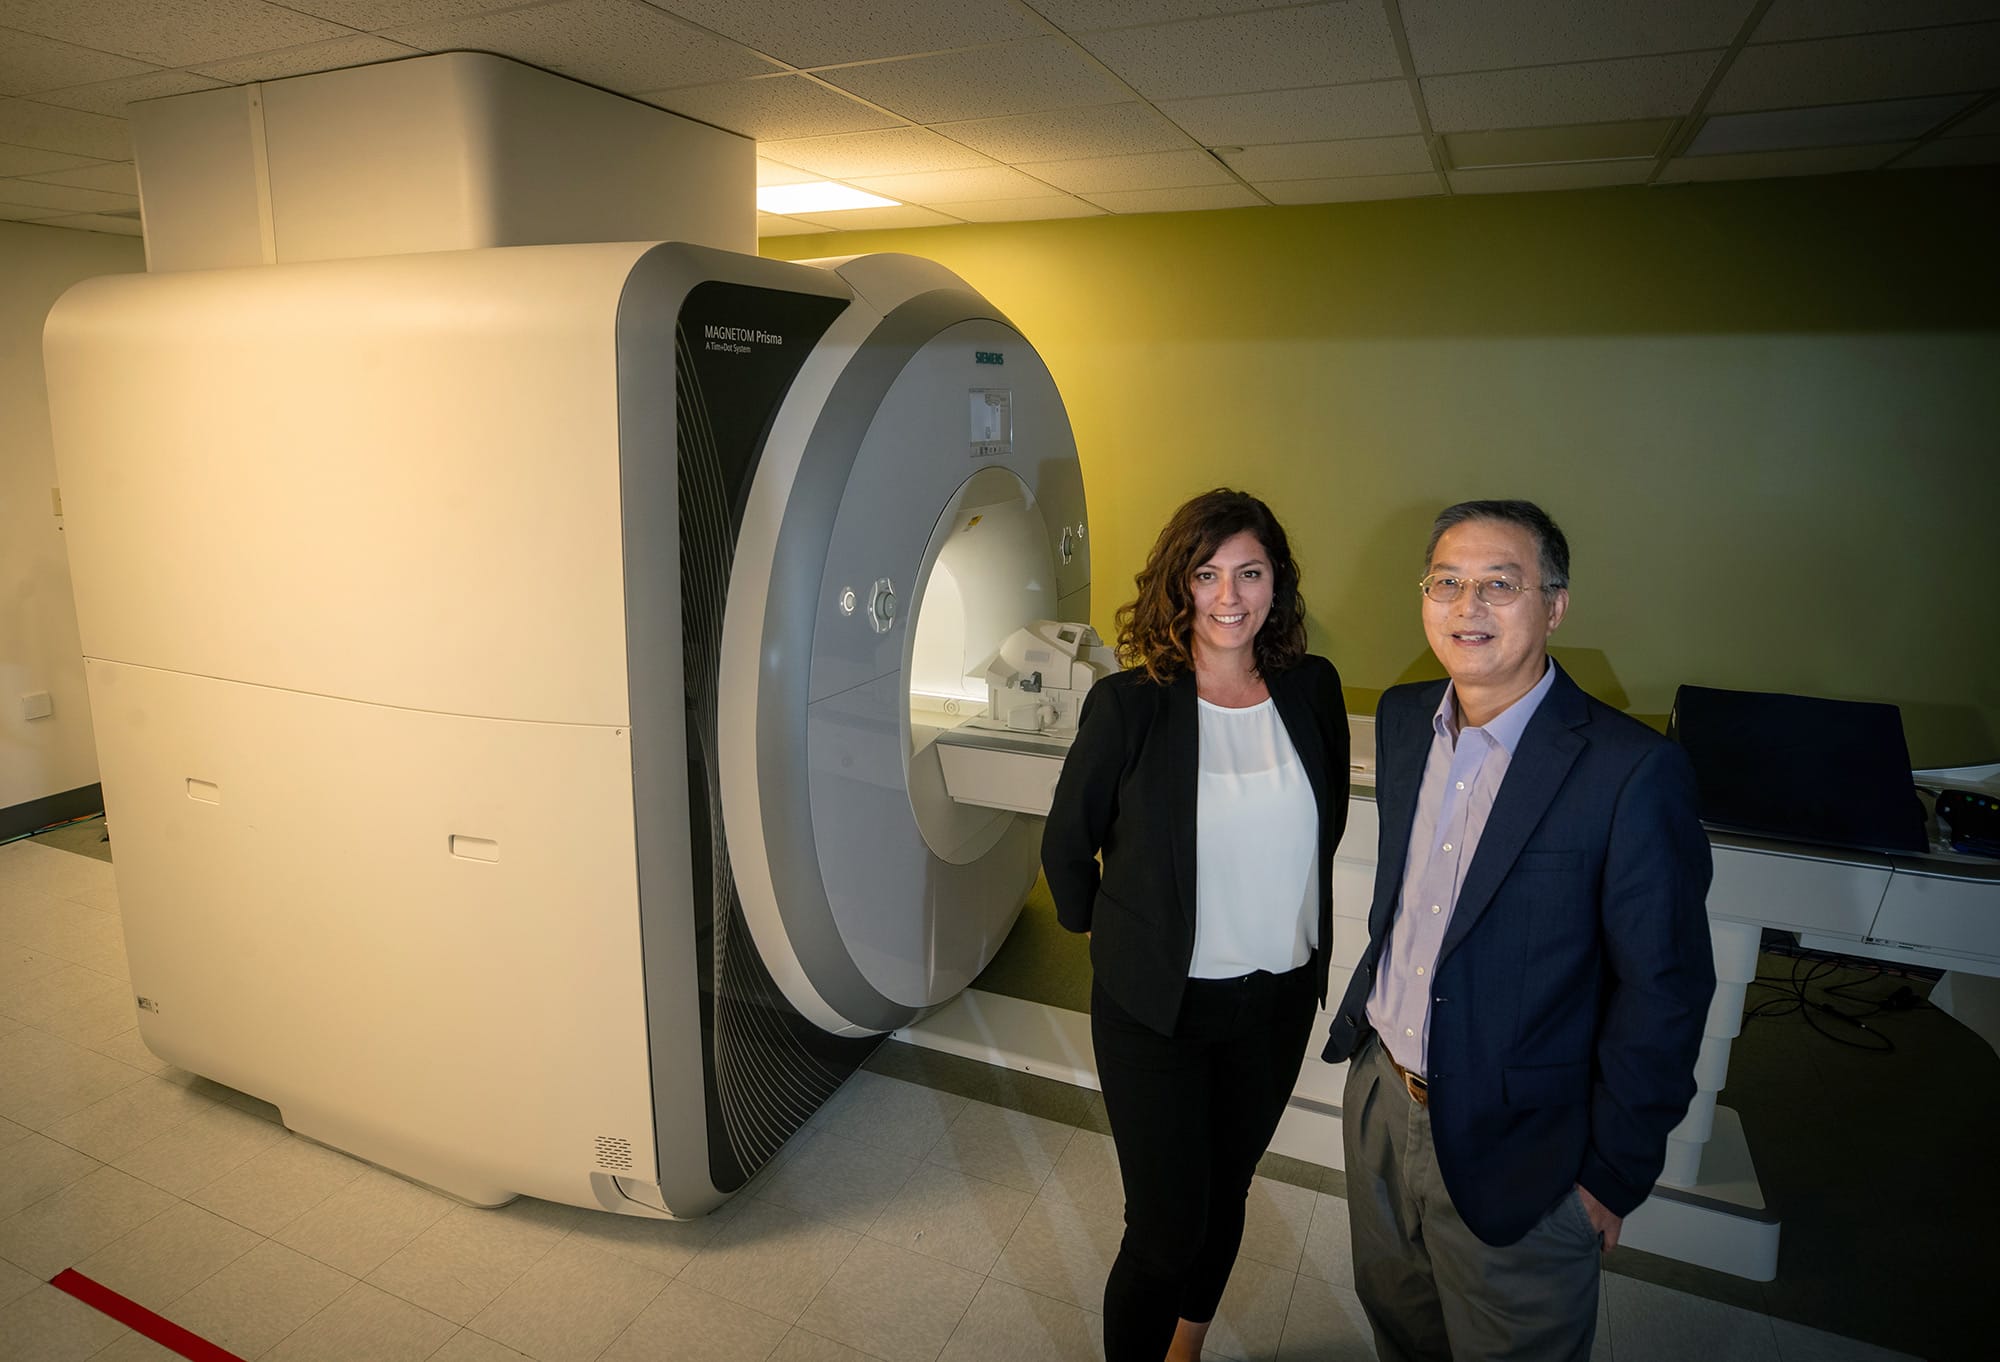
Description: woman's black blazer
xmin=1041 ymin=655 xmax=1351 ymax=1035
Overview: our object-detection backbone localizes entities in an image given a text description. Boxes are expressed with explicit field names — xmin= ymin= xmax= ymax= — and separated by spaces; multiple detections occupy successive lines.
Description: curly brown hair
xmin=1115 ymin=488 xmax=1308 ymax=683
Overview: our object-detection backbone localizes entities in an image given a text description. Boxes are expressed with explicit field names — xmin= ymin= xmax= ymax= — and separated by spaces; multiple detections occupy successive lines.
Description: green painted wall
xmin=764 ymin=169 xmax=2000 ymax=764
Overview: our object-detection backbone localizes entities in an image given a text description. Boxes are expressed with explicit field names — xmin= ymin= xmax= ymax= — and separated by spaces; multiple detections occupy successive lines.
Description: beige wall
xmin=767 ymin=169 xmax=2000 ymax=764
xmin=1 ymin=221 xmax=145 ymax=812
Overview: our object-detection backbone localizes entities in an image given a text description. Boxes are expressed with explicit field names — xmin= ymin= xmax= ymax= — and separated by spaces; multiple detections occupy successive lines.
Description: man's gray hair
xmin=1425 ymin=500 xmax=1570 ymax=591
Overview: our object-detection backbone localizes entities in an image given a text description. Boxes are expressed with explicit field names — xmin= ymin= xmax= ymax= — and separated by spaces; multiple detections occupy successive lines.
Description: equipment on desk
xmin=1933 ymin=788 xmax=2000 ymax=858
xmin=1668 ymin=685 xmax=1928 ymax=854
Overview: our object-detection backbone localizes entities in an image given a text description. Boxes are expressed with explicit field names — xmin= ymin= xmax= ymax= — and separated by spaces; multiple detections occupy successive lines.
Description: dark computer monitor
xmin=1668 ymin=685 xmax=1928 ymax=856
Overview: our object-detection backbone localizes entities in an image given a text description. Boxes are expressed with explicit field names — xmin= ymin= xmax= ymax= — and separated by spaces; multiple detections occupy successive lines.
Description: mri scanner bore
xmin=45 ymin=241 xmax=1099 ymax=1219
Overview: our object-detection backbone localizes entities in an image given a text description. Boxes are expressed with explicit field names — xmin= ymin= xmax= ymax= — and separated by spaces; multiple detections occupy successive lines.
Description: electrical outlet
xmin=22 ymin=691 xmax=53 ymax=721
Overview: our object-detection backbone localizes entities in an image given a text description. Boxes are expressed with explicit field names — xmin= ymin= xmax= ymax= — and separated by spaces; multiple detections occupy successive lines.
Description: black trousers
xmin=1092 ymin=962 xmax=1319 ymax=1362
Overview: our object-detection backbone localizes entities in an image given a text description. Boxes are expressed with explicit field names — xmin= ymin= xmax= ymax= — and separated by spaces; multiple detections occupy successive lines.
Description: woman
xmin=1043 ymin=488 xmax=1349 ymax=1362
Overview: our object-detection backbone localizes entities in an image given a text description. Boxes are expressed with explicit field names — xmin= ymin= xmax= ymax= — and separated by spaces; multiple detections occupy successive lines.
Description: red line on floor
xmin=49 ymin=1269 xmax=247 ymax=1362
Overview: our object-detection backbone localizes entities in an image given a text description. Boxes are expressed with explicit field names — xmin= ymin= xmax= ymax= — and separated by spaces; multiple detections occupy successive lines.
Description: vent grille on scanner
xmin=594 ymin=1136 xmax=634 ymax=1172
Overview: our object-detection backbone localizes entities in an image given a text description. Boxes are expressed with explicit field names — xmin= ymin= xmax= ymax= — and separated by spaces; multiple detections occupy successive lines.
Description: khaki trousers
xmin=1342 ymin=1034 xmax=1601 ymax=1362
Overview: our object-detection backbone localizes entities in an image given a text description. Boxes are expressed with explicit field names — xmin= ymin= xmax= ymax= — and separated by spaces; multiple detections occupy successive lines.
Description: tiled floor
xmin=0 ymin=835 xmax=1920 ymax=1361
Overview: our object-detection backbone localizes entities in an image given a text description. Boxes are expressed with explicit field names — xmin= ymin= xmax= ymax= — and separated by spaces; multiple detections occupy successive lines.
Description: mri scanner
xmin=47 ymin=198 xmax=1099 ymax=1214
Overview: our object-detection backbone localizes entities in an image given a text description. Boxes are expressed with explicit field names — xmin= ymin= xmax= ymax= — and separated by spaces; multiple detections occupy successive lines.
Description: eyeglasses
xmin=1419 ymin=574 xmax=1546 ymax=607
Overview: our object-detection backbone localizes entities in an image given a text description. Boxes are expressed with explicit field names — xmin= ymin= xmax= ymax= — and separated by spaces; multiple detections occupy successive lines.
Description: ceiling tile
xmin=1658 ymin=142 xmax=1906 ymax=182
xmin=1689 ymin=94 xmax=1976 ymax=156
xmin=385 ymin=0 xmax=783 ymax=92
xmin=1081 ymin=182 xmax=1260 ymax=212
xmin=788 ymin=202 xmax=962 ymax=229
xmin=0 ymin=98 xmax=131 ymax=159
xmin=755 ymin=211 xmax=832 ymax=235
xmin=1221 ymin=135 xmax=1431 ymax=180
xmin=1078 ymin=3 xmax=1401 ymax=101
xmin=279 ymin=2 xmax=535 ymax=28
xmin=1255 ymin=171 xmax=1442 ymax=203
xmin=0 ymin=176 xmax=136 ymax=211
xmin=35 ymin=69 xmax=225 ymax=117
xmin=1031 ymin=2 xmax=1296 ymax=29
xmin=1017 ymin=147 xmax=1232 ymax=193
xmin=22 ymin=158 xmax=136 ymax=192
xmin=1159 ymin=81 xmax=1420 ymax=145
xmin=934 ymin=102 xmax=1194 ymax=162
xmin=759 ymin=126 xmax=996 ymax=178
xmin=0 ymin=140 xmax=99 ymax=176
xmin=1445 ymin=159 xmax=1652 ymax=193
xmin=648 ymin=74 xmax=902 ymax=139
xmin=820 ymin=38 xmax=1128 ymax=123
xmin=1754 ymin=0 xmax=2000 ymax=43
xmin=2 ymin=0 xmax=353 ymax=68
xmin=0 ymin=198 xmax=67 ymax=219
xmin=657 ymin=0 xmax=1049 ymax=68
xmin=848 ymin=164 xmax=1061 ymax=204
xmin=190 ymin=35 xmax=423 ymax=84
xmin=756 ymin=157 xmax=818 ymax=185
xmin=944 ymin=195 xmax=1106 ymax=222
xmin=0 ymin=27 xmax=158 ymax=96
xmin=1423 ymin=51 xmax=1722 ymax=131
xmin=1711 ymin=23 xmax=2000 ymax=112
xmin=1400 ymin=0 xmax=1746 ymax=75
xmin=1899 ymin=133 xmax=2000 ymax=166
xmin=30 ymin=208 xmax=141 ymax=234
xmin=1946 ymin=100 xmax=2000 ymax=137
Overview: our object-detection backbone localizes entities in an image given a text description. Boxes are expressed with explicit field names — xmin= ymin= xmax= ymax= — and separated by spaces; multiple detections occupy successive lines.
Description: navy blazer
xmin=1042 ymin=655 xmax=1351 ymax=1035
xmin=1323 ymin=663 xmax=1715 ymax=1246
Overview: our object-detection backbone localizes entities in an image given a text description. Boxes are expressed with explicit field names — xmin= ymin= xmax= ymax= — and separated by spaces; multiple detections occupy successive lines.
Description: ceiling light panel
xmin=651 ymin=74 xmax=902 ymax=141
xmin=1753 ymin=0 xmax=2000 ymax=43
xmin=1446 ymin=159 xmax=1652 ymax=194
xmin=820 ymin=37 xmax=1129 ymax=124
xmin=788 ymin=203 xmax=961 ymax=230
xmin=755 ymin=213 xmax=831 ymax=236
xmin=33 ymin=70 xmax=225 ymax=118
xmin=1030 ymin=2 xmax=1303 ymax=29
xmin=1689 ymin=95 xmax=1975 ymax=156
xmin=848 ymin=165 xmax=1065 ymax=205
xmin=755 ymin=182 xmax=897 ymax=213
xmin=1159 ymin=81 xmax=1422 ymax=145
xmin=757 ymin=126 xmax=995 ymax=179
xmin=1658 ymin=143 xmax=1906 ymax=182
xmin=934 ymin=102 xmax=1195 ymax=163
xmin=1255 ymin=171 xmax=1442 ymax=204
xmin=1222 ymin=136 xmax=1432 ymax=181
xmin=1077 ymin=3 xmax=1401 ymax=102
xmin=383 ymin=0 xmax=784 ymax=93
xmin=187 ymin=35 xmax=424 ymax=85
xmin=1710 ymin=23 xmax=2000 ymax=112
xmin=657 ymin=0 xmax=1049 ymax=68
xmin=1016 ymin=147 xmax=1232 ymax=194
xmin=1400 ymin=0 xmax=1747 ymax=74
xmin=0 ymin=99 xmax=132 ymax=159
xmin=1081 ymin=183 xmax=1260 ymax=214
xmin=1422 ymin=51 xmax=1723 ymax=131
xmin=1444 ymin=118 xmax=1677 ymax=168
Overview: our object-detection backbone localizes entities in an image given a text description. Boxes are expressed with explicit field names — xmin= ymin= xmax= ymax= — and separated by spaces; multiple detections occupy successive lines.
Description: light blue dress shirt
xmin=1366 ymin=661 xmax=1558 ymax=1076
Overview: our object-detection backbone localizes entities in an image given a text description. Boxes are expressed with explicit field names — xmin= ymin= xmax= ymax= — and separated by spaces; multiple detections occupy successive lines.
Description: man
xmin=1323 ymin=500 xmax=1714 ymax=1361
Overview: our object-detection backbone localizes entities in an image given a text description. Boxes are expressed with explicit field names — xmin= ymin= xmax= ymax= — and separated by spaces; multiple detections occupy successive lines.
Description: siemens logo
xmin=975 ymin=351 xmax=1005 ymax=365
